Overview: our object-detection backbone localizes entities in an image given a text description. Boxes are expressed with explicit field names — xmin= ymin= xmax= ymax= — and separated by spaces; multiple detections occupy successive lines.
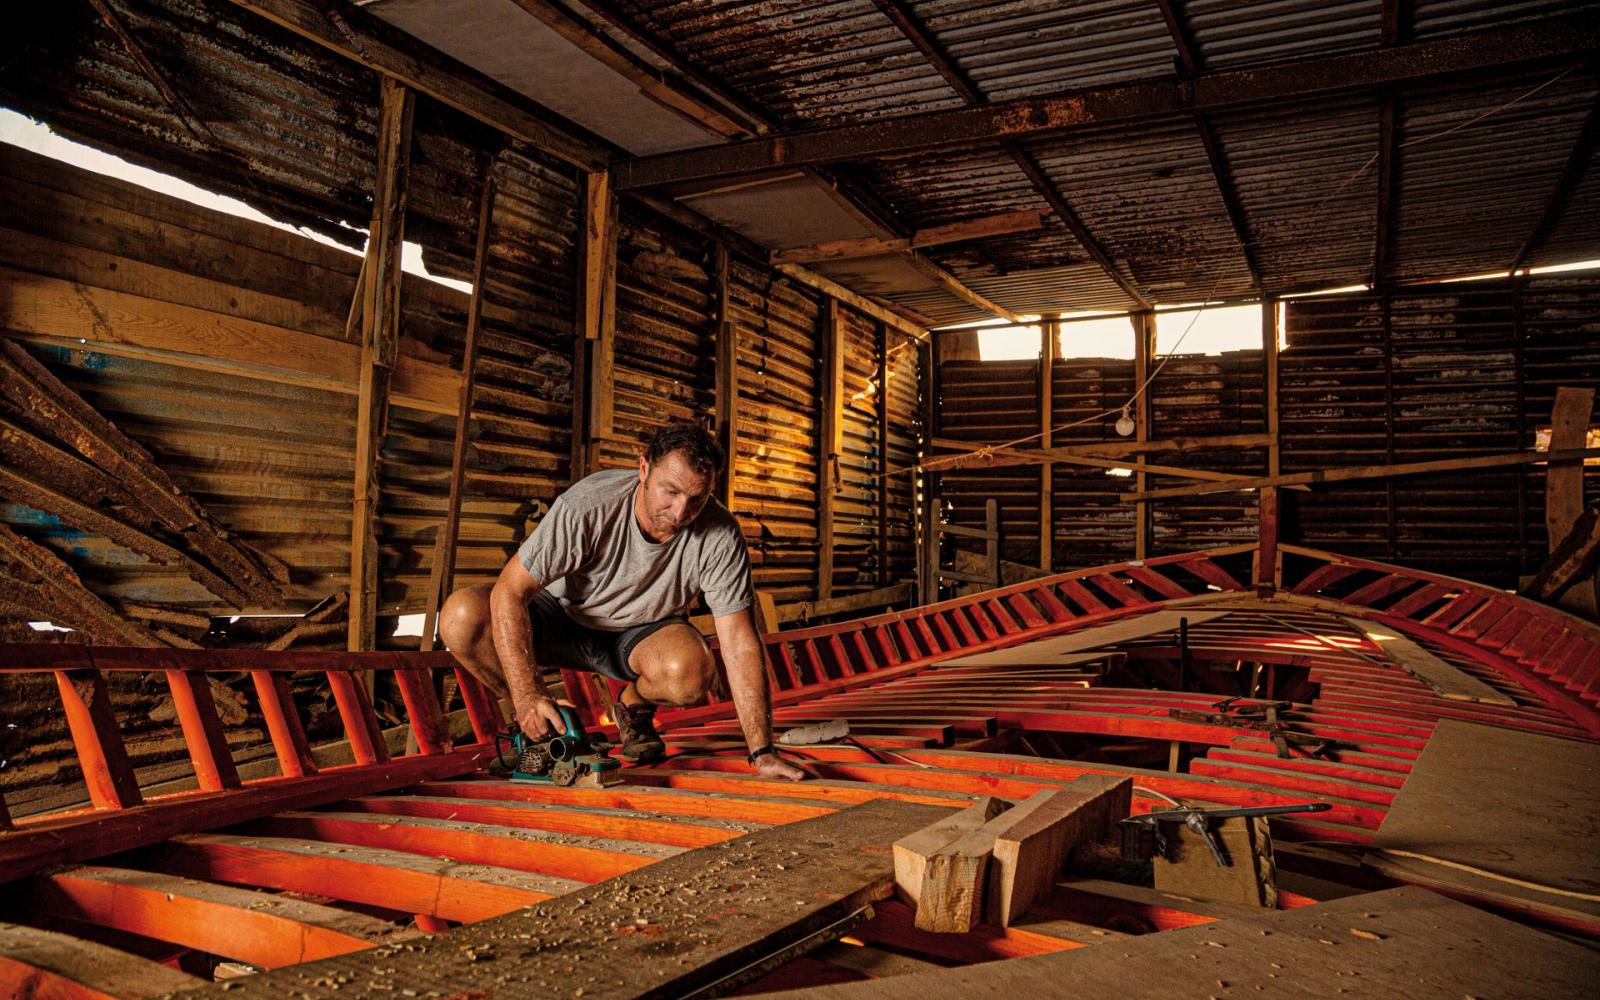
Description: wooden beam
xmin=771 ymin=211 xmax=1045 ymax=265
xmin=421 ymin=169 xmax=495 ymax=652
xmin=163 ymin=669 xmax=243 ymax=792
xmin=614 ymin=14 xmax=1598 ymax=189
xmin=0 ymin=523 xmax=162 ymax=647
xmin=1544 ymin=386 xmax=1597 ymax=618
xmin=1133 ymin=311 xmax=1154 ymax=561
xmin=818 ymin=300 xmax=845 ymax=603
xmin=876 ymin=320 xmax=892 ymax=588
xmin=1261 ymin=296 xmax=1282 ymax=591
xmin=919 ymin=336 xmax=940 ymax=605
xmin=929 ymin=432 xmax=1276 ymax=469
xmin=715 ymin=245 xmax=738 ymax=510
xmin=141 ymin=832 xmax=570 ymax=923
xmin=226 ymin=0 xmax=606 ymax=171
xmin=206 ymin=800 xmax=950 ymax=999
xmin=584 ymin=176 xmax=620 ymax=473
xmin=903 ymin=251 xmax=1028 ymax=325
xmin=943 ymin=443 xmax=1292 ymax=484
xmin=1522 ymin=506 xmax=1600 ymax=602
xmin=1374 ymin=94 xmax=1399 ymax=286
xmin=1123 ymin=446 xmax=1600 ymax=502
xmin=0 ymin=920 xmax=204 ymax=999
xmin=773 ymin=262 xmax=929 ymax=339
xmin=349 ymin=78 xmax=414 ymax=654
xmin=986 ymin=778 xmax=1132 ymax=927
xmin=1039 ymin=319 xmax=1055 ymax=571
xmin=28 ymin=866 xmax=406 ymax=970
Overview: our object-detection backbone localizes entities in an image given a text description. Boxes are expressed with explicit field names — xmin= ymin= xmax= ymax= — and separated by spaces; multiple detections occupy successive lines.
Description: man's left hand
xmin=755 ymin=753 xmax=810 ymax=781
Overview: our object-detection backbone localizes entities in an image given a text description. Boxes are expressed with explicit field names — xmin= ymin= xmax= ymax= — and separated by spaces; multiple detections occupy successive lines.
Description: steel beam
xmin=615 ymin=15 xmax=1599 ymax=190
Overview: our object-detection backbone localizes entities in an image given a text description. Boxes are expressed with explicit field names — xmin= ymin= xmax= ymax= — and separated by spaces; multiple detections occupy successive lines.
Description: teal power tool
xmin=495 ymin=706 xmax=622 ymax=788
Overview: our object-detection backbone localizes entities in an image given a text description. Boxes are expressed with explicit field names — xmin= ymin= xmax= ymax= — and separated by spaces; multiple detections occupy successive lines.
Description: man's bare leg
xmin=438 ymin=584 xmax=510 ymax=701
xmin=624 ymin=624 xmax=715 ymax=707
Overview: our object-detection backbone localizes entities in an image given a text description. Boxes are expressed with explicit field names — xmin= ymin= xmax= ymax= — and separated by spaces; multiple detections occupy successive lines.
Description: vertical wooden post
xmin=984 ymin=498 xmax=1001 ymax=587
xmin=876 ymin=321 xmax=891 ymax=587
xmin=1512 ymin=277 xmax=1529 ymax=574
xmin=919 ymin=335 xmax=941 ymax=605
xmin=164 ymin=670 xmax=241 ymax=791
xmin=817 ymin=299 xmax=844 ymax=602
xmin=714 ymin=245 xmax=738 ymax=509
xmin=586 ymin=176 xmax=619 ymax=473
xmin=1132 ymin=310 xmax=1155 ymax=560
xmin=1261 ymin=297 xmax=1282 ymax=591
xmin=422 ymin=168 xmax=496 ymax=653
xmin=54 ymin=669 xmax=142 ymax=809
xmin=1038 ymin=316 xmax=1056 ymax=572
xmin=349 ymin=78 xmax=414 ymax=656
xmin=1381 ymin=293 xmax=1397 ymax=560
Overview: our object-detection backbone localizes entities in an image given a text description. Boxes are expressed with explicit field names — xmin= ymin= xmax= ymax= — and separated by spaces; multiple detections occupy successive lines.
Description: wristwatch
xmin=747 ymin=745 xmax=779 ymax=765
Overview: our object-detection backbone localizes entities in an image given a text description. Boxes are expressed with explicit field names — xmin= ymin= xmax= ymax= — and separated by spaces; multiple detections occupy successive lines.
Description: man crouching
xmin=440 ymin=420 xmax=807 ymax=781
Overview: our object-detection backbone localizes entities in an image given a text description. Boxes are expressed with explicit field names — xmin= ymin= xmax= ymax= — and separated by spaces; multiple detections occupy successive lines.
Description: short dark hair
xmin=644 ymin=420 xmax=724 ymax=479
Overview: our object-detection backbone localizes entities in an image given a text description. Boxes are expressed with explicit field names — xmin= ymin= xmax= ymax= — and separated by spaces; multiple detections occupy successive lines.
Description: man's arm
xmin=489 ymin=556 xmax=566 ymax=737
xmin=712 ymin=607 xmax=808 ymax=781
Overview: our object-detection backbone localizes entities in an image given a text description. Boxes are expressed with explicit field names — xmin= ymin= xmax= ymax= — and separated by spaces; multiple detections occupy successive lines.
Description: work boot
xmin=612 ymin=700 xmax=666 ymax=763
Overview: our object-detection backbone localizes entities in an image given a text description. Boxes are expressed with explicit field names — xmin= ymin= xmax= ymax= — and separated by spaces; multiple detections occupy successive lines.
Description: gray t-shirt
xmin=516 ymin=467 xmax=754 ymax=630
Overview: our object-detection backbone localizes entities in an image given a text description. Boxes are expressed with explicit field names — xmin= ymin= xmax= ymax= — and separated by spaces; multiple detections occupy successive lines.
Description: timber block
xmin=893 ymin=796 xmax=1011 ymax=930
xmin=986 ymin=777 xmax=1133 ymax=927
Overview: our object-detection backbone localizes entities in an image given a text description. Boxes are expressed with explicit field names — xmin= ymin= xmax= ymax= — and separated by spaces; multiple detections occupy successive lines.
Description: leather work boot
xmin=612 ymin=700 xmax=666 ymax=763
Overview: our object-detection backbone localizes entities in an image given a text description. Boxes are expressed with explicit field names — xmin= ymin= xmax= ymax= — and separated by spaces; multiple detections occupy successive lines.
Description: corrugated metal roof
xmin=1186 ymin=0 xmax=1381 ymax=71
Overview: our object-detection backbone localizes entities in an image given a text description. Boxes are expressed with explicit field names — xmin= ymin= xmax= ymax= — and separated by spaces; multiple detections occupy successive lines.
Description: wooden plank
xmin=1523 ymin=506 xmax=1600 ymax=602
xmin=0 ymin=523 xmax=161 ymax=647
xmin=1365 ymin=720 xmax=1600 ymax=929
xmin=251 ymin=669 xmax=318 ymax=777
xmin=1132 ymin=310 xmax=1153 ymax=561
xmin=929 ymin=432 xmax=1276 ymax=470
xmin=893 ymin=796 xmax=1011 ymax=911
xmin=939 ymin=610 xmax=1231 ymax=667
xmin=0 ymin=919 xmax=204 ymax=999
xmin=771 ymin=211 xmax=1044 ymax=264
xmin=1125 ymin=446 xmax=1600 ymax=502
xmin=1545 ymin=386 xmax=1597 ymax=618
xmin=987 ymin=778 xmax=1133 ymax=927
xmin=775 ymin=262 xmax=929 ymax=340
xmin=819 ymin=299 xmax=845 ymax=603
xmin=0 ymin=267 xmax=459 ymax=413
xmin=751 ymin=887 xmax=1600 ymax=999
xmin=28 ymin=866 xmax=406 ymax=970
xmin=1342 ymin=618 xmax=1516 ymax=706
xmin=140 ymin=832 xmax=574 ymax=923
xmin=178 ymin=799 xmax=950 ymax=999
xmin=349 ymin=78 xmax=414 ymax=654
xmin=326 ymin=669 xmax=390 ymax=766
xmin=1039 ymin=318 xmax=1055 ymax=571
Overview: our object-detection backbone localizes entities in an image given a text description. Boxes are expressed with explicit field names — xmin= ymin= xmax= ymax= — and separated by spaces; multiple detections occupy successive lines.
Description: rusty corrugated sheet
xmin=1185 ymin=0 xmax=1380 ymax=70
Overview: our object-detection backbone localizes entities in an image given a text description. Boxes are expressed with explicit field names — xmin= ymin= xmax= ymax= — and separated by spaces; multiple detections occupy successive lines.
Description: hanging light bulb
xmin=1115 ymin=404 xmax=1136 ymax=437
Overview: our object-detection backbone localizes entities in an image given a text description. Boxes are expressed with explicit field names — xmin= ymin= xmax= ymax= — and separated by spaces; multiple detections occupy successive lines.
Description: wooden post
xmin=1038 ymin=316 xmax=1055 ymax=571
xmin=1261 ymin=296 xmax=1282 ymax=590
xmin=1132 ymin=310 xmax=1155 ymax=560
xmin=919 ymin=335 xmax=940 ymax=605
xmin=714 ymin=244 xmax=738 ymax=510
xmin=421 ymin=168 xmax=495 ymax=653
xmin=348 ymin=78 xmax=414 ymax=655
xmin=817 ymin=299 xmax=844 ymax=602
xmin=876 ymin=321 xmax=891 ymax=588
xmin=1547 ymin=386 xmax=1598 ymax=617
xmin=586 ymin=175 xmax=619 ymax=472
xmin=984 ymin=498 xmax=1000 ymax=588
xmin=1381 ymin=293 xmax=1397 ymax=560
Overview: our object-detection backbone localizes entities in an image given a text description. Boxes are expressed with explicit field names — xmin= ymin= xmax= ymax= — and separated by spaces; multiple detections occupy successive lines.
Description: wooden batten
xmin=348 ymin=78 xmax=414 ymax=654
xmin=715 ymin=244 xmax=738 ymax=509
xmin=421 ymin=168 xmax=496 ymax=652
xmin=1132 ymin=311 xmax=1155 ymax=561
xmin=1039 ymin=317 xmax=1055 ymax=572
xmin=818 ymin=299 xmax=845 ymax=603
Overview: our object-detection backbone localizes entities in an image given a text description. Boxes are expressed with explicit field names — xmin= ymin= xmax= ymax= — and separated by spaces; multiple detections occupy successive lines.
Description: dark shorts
xmin=528 ymin=589 xmax=689 ymax=683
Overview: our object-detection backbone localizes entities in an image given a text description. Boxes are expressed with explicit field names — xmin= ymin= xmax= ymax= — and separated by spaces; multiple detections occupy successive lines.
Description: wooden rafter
xmin=0 ymin=523 xmax=161 ymax=646
xmin=1511 ymin=90 xmax=1600 ymax=272
xmin=770 ymin=211 xmax=1044 ymax=266
xmin=1373 ymin=0 xmax=1407 ymax=286
xmin=348 ymin=78 xmax=414 ymax=653
xmin=818 ymin=299 xmax=844 ymax=604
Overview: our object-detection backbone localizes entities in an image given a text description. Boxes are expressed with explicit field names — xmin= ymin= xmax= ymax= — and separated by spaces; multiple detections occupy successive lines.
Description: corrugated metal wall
xmin=1282 ymin=274 xmax=1600 ymax=587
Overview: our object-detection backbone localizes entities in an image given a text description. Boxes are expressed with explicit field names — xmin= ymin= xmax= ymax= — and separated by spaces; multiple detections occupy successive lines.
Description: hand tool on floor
xmin=1119 ymin=803 xmax=1332 ymax=867
xmin=495 ymin=705 xmax=622 ymax=787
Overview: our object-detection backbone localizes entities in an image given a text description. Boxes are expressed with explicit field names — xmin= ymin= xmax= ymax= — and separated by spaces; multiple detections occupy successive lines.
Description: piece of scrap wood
xmin=893 ymin=795 xmax=1011 ymax=909
xmin=1343 ymin=617 xmax=1515 ymax=706
xmin=987 ymin=777 xmax=1133 ymax=927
